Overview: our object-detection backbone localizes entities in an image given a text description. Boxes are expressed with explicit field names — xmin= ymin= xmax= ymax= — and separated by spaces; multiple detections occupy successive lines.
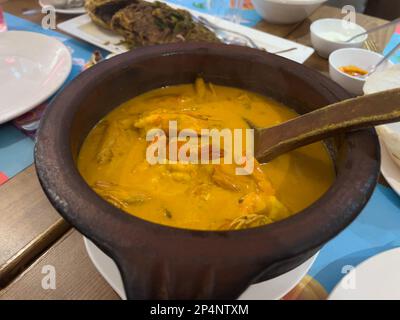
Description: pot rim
xmin=35 ymin=42 xmax=380 ymax=264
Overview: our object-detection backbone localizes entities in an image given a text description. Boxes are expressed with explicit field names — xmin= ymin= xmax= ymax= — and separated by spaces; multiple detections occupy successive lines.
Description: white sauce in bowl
xmin=319 ymin=31 xmax=353 ymax=43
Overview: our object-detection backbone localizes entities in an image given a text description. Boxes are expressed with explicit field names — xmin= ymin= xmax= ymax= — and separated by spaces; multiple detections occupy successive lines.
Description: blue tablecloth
xmin=310 ymin=185 xmax=400 ymax=293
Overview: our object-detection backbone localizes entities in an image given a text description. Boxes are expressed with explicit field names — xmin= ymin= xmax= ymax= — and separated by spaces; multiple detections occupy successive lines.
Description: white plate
xmin=39 ymin=0 xmax=86 ymax=15
xmin=58 ymin=1 xmax=314 ymax=63
xmin=84 ymin=236 xmax=317 ymax=300
xmin=380 ymin=137 xmax=400 ymax=197
xmin=0 ymin=31 xmax=72 ymax=124
xmin=364 ymin=64 xmax=400 ymax=95
xmin=363 ymin=64 xmax=400 ymax=197
xmin=329 ymin=247 xmax=400 ymax=300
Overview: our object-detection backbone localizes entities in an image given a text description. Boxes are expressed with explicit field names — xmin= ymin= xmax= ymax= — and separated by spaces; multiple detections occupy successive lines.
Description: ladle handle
xmin=256 ymin=87 xmax=400 ymax=162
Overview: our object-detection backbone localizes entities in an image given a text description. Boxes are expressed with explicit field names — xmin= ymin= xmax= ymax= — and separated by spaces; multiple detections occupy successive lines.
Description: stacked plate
xmin=364 ymin=65 xmax=400 ymax=196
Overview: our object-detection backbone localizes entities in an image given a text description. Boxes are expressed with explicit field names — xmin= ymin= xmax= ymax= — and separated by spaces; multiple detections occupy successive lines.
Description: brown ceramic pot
xmin=35 ymin=43 xmax=380 ymax=300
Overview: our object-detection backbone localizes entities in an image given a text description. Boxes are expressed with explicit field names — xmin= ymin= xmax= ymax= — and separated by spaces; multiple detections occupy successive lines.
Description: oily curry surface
xmin=78 ymin=79 xmax=335 ymax=230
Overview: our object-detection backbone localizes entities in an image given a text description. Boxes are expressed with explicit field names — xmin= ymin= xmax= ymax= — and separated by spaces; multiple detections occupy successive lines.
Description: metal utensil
xmin=192 ymin=15 xmax=297 ymax=55
xmin=364 ymin=39 xmax=379 ymax=52
xmin=345 ymin=18 xmax=400 ymax=43
xmin=66 ymin=0 xmax=84 ymax=8
xmin=363 ymin=41 xmax=400 ymax=78
xmin=272 ymin=47 xmax=298 ymax=55
xmin=22 ymin=8 xmax=41 ymax=16
xmin=193 ymin=15 xmax=260 ymax=49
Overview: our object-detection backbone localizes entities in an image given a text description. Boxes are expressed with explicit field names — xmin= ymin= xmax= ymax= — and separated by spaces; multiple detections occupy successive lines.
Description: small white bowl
xmin=311 ymin=19 xmax=367 ymax=58
xmin=329 ymin=48 xmax=393 ymax=96
xmin=252 ymin=0 xmax=327 ymax=25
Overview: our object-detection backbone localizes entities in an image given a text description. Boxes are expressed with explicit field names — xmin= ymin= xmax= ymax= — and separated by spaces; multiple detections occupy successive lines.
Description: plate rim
xmin=379 ymin=136 xmax=400 ymax=197
xmin=329 ymin=247 xmax=400 ymax=300
xmin=0 ymin=30 xmax=72 ymax=124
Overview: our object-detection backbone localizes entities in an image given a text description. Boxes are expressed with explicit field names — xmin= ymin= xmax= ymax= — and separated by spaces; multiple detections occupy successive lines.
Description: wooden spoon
xmin=251 ymin=87 xmax=400 ymax=163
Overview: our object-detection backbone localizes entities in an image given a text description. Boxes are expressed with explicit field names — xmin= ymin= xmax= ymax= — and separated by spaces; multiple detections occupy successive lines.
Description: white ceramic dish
xmin=0 ymin=31 xmax=72 ymax=124
xmin=329 ymin=247 xmax=400 ymax=300
xmin=39 ymin=0 xmax=86 ymax=14
xmin=252 ymin=0 xmax=326 ymax=24
xmin=57 ymin=0 xmax=315 ymax=63
xmin=364 ymin=64 xmax=400 ymax=168
xmin=310 ymin=19 xmax=367 ymax=58
xmin=379 ymin=137 xmax=400 ymax=197
xmin=377 ymin=125 xmax=400 ymax=168
xmin=364 ymin=64 xmax=400 ymax=95
xmin=329 ymin=48 xmax=392 ymax=96
xmin=84 ymin=237 xmax=318 ymax=300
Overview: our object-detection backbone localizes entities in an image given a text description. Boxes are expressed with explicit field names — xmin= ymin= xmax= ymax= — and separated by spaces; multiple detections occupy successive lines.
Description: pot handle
xmin=116 ymin=252 xmax=262 ymax=300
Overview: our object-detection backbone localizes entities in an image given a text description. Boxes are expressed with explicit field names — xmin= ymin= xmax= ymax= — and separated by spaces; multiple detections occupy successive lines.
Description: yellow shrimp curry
xmin=78 ymin=79 xmax=335 ymax=230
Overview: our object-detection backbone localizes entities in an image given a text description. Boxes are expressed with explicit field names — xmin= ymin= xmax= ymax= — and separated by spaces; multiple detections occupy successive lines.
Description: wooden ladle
xmin=252 ymin=87 xmax=400 ymax=163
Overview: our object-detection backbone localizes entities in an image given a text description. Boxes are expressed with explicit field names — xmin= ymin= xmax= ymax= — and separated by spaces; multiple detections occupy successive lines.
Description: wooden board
xmin=0 ymin=229 xmax=120 ymax=300
xmin=0 ymin=166 xmax=70 ymax=287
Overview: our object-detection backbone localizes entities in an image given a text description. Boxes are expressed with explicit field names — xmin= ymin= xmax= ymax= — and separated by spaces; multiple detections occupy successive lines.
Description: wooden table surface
xmin=0 ymin=0 xmax=396 ymax=300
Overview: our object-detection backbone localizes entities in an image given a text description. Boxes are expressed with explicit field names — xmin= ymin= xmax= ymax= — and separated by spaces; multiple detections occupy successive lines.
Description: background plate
xmin=0 ymin=31 xmax=72 ymax=124
xmin=58 ymin=1 xmax=314 ymax=63
xmin=329 ymin=247 xmax=400 ymax=300
xmin=380 ymin=137 xmax=400 ymax=197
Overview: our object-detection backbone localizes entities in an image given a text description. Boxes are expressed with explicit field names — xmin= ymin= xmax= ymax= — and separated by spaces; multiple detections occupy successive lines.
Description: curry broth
xmin=78 ymin=80 xmax=335 ymax=230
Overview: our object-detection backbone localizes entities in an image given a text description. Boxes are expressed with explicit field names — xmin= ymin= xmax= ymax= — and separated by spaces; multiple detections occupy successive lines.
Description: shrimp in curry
xmin=78 ymin=79 xmax=335 ymax=230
